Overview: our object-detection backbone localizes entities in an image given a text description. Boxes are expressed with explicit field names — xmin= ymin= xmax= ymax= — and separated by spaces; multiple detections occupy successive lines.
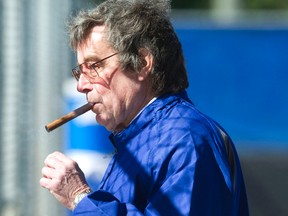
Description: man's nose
xmin=77 ymin=74 xmax=93 ymax=93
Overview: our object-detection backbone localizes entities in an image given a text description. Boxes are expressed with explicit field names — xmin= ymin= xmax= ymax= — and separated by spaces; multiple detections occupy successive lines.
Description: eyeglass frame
xmin=72 ymin=52 xmax=118 ymax=82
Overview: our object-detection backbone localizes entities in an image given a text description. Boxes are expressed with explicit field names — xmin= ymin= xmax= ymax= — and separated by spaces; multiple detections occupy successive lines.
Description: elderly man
xmin=40 ymin=0 xmax=249 ymax=215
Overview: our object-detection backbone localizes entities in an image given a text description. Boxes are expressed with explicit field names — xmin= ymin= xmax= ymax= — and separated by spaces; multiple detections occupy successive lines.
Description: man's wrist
xmin=72 ymin=188 xmax=92 ymax=210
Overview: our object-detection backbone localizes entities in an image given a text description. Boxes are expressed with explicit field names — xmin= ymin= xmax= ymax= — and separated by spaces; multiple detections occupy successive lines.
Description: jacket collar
xmin=109 ymin=91 xmax=190 ymax=151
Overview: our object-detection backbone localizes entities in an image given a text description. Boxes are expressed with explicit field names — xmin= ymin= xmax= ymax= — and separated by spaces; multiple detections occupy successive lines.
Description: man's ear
xmin=138 ymin=48 xmax=153 ymax=81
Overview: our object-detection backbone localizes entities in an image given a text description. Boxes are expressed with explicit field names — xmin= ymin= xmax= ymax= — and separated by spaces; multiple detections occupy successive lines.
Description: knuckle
xmin=41 ymin=167 xmax=46 ymax=175
xmin=66 ymin=159 xmax=78 ymax=169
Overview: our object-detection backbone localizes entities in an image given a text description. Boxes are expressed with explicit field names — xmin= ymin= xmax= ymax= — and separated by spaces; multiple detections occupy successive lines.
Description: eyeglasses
xmin=72 ymin=53 xmax=118 ymax=82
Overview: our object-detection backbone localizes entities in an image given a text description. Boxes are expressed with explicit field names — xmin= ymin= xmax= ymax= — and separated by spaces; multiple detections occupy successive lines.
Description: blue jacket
xmin=73 ymin=91 xmax=249 ymax=215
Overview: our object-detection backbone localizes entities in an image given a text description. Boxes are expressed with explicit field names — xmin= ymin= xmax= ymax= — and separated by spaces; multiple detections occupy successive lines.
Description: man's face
xmin=76 ymin=25 xmax=152 ymax=132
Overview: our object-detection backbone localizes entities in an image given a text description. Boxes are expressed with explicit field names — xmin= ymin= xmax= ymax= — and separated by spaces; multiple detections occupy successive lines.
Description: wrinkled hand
xmin=40 ymin=151 xmax=91 ymax=210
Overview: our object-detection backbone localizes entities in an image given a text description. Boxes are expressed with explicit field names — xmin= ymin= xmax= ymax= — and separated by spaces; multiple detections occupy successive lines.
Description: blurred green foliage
xmin=88 ymin=0 xmax=288 ymax=10
xmin=243 ymin=0 xmax=288 ymax=9
xmin=171 ymin=0 xmax=210 ymax=9
xmin=171 ymin=0 xmax=288 ymax=9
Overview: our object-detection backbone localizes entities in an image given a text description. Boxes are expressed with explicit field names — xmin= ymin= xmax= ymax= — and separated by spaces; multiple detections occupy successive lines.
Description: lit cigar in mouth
xmin=45 ymin=102 xmax=93 ymax=132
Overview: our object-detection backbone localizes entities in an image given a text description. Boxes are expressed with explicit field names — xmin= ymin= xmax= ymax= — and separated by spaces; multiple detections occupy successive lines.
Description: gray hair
xmin=68 ymin=0 xmax=189 ymax=96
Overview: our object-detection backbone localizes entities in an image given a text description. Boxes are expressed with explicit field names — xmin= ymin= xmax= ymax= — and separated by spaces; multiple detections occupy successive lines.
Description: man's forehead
xmin=77 ymin=25 xmax=108 ymax=52
xmin=90 ymin=25 xmax=106 ymax=40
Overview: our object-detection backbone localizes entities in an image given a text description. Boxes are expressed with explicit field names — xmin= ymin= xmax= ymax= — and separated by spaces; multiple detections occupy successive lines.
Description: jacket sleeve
xmin=73 ymin=190 xmax=142 ymax=216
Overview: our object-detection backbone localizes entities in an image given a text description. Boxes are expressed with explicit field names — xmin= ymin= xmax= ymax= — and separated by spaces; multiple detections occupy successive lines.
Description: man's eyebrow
xmin=83 ymin=55 xmax=100 ymax=62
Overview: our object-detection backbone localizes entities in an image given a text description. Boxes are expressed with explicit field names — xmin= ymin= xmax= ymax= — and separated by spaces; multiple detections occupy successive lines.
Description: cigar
xmin=45 ymin=102 xmax=93 ymax=132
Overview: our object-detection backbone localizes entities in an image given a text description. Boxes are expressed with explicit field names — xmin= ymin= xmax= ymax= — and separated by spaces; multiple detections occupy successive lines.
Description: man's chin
xmin=96 ymin=115 xmax=112 ymax=131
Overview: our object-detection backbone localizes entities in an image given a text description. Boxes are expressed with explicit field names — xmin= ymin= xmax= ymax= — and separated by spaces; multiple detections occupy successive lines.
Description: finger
xmin=40 ymin=174 xmax=66 ymax=191
xmin=44 ymin=154 xmax=66 ymax=170
xmin=41 ymin=166 xmax=61 ymax=180
xmin=39 ymin=176 xmax=52 ymax=189
xmin=50 ymin=151 xmax=73 ymax=164
xmin=45 ymin=152 xmax=77 ymax=171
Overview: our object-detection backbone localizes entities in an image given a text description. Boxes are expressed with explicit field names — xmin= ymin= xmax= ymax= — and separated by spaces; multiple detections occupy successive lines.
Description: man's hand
xmin=40 ymin=151 xmax=91 ymax=210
